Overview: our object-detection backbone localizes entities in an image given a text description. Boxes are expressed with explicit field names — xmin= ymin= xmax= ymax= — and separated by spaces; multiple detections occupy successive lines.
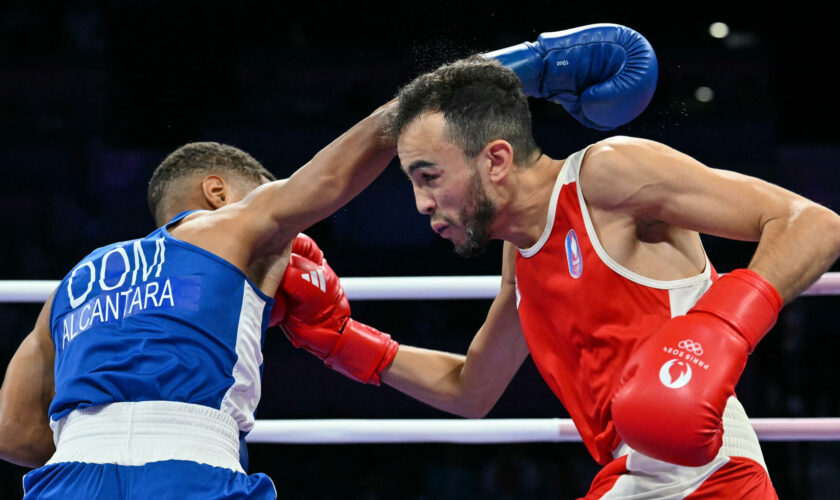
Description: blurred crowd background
xmin=1 ymin=2 xmax=838 ymax=498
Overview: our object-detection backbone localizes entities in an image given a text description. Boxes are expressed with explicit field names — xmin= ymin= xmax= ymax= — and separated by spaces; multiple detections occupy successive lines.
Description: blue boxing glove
xmin=485 ymin=24 xmax=658 ymax=130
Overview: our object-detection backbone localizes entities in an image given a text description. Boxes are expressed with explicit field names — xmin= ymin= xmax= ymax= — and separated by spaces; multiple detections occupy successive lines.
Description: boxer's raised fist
xmin=276 ymin=243 xmax=398 ymax=385
xmin=269 ymin=233 xmax=322 ymax=326
xmin=485 ymin=24 xmax=658 ymax=130
xmin=611 ymin=269 xmax=782 ymax=466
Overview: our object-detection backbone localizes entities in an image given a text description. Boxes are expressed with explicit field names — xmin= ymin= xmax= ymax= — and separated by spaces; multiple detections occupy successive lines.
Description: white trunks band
xmin=46 ymin=401 xmax=243 ymax=473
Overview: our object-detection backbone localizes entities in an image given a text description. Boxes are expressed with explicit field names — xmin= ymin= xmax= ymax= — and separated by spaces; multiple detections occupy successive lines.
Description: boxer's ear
xmin=201 ymin=175 xmax=230 ymax=209
xmin=483 ymin=140 xmax=514 ymax=184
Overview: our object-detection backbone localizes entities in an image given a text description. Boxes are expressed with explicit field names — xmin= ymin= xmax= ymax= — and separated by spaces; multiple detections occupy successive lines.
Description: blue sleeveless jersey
xmin=48 ymin=211 xmax=273 ymax=434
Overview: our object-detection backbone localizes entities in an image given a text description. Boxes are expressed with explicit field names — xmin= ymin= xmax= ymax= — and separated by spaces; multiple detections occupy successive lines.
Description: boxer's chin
xmin=454 ymin=228 xmax=490 ymax=258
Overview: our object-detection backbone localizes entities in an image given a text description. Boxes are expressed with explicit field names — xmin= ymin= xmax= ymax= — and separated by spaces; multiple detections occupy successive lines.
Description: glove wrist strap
xmin=691 ymin=268 xmax=783 ymax=352
xmin=325 ymin=319 xmax=399 ymax=385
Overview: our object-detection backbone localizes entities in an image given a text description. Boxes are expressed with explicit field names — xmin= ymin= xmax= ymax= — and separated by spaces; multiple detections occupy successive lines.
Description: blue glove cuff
xmin=484 ymin=42 xmax=545 ymax=97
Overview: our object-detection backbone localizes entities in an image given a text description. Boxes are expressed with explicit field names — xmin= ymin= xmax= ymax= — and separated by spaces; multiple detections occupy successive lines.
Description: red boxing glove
xmin=611 ymin=269 xmax=783 ymax=466
xmin=269 ymin=234 xmax=324 ymax=327
xmin=291 ymin=233 xmax=324 ymax=264
xmin=276 ymin=245 xmax=398 ymax=385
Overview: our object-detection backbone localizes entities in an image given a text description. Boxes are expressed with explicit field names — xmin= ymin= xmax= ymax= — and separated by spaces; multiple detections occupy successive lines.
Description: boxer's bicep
xmin=0 ymin=294 xmax=56 ymax=467
xmin=583 ymin=136 xmax=804 ymax=241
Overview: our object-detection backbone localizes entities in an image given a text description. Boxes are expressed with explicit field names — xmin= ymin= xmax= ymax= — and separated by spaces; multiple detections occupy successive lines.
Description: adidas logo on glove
xmin=300 ymin=270 xmax=326 ymax=292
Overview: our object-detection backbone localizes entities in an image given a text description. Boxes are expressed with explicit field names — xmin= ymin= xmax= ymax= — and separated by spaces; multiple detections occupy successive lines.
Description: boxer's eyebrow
xmin=404 ymin=160 xmax=436 ymax=176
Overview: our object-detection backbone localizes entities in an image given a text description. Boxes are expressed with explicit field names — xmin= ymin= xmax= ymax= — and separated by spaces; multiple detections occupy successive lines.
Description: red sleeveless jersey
xmin=514 ymin=146 xmax=718 ymax=465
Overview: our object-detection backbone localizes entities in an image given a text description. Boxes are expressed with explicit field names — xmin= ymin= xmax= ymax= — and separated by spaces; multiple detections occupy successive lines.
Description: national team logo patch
xmin=565 ymin=229 xmax=583 ymax=278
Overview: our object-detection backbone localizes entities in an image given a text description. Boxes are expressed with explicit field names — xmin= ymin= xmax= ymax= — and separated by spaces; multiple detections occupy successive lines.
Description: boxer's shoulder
xmin=579 ymin=136 xmax=678 ymax=211
xmin=582 ymin=136 xmax=655 ymax=165
xmin=577 ymin=137 xmax=643 ymax=208
xmin=164 ymin=205 xmax=265 ymax=275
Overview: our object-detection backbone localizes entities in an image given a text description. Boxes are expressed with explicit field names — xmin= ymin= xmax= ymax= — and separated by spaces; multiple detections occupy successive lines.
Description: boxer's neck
xmin=490 ymin=154 xmax=562 ymax=248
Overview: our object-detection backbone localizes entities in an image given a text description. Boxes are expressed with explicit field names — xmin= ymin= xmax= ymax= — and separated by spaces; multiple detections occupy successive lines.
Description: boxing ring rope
xmin=4 ymin=272 xmax=840 ymax=302
xmin=245 ymin=418 xmax=840 ymax=444
xmin=2 ymin=274 xmax=839 ymax=443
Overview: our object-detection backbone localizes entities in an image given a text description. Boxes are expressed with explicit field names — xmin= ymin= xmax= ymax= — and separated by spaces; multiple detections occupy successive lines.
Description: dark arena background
xmin=1 ymin=2 xmax=838 ymax=498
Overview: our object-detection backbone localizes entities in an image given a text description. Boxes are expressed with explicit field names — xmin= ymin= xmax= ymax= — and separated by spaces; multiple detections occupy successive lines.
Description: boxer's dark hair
xmin=148 ymin=142 xmax=275 ymax=225
xmin=390 ymin=55 xmax=541 ymax=166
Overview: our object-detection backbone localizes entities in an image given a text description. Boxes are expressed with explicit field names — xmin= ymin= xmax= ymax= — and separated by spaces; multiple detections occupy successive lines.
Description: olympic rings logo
xmin=678 ymin=339 xmax=703 ymax=356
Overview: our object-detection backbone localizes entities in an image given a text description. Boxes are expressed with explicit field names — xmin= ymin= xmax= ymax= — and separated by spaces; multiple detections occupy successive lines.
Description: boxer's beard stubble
xmin=454 ymin=167 xmax=496 ymax=258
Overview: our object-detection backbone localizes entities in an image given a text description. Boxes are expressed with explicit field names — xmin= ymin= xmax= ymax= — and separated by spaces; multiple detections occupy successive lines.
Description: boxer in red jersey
xmin=274 ymin=55 xmax=840 ymax=498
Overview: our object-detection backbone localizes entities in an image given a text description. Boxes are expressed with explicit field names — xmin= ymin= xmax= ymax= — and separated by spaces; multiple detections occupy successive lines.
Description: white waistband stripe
xmin=47 ymin=401 xmax=243 ymax=473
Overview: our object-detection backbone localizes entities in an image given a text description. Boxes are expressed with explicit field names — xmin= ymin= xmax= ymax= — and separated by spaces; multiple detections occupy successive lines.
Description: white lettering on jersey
xmin=67 ymin=261 xmax=96 ymax=309
xmin=99 ymin=246 xmax=130 ymax=291
xmin=131 ymin=238 xmax=166 ymax=285
xmin=61 ymin=277 xmax=176 ymax=349
xmin=67 ymin=238 xmax=166 ymax=310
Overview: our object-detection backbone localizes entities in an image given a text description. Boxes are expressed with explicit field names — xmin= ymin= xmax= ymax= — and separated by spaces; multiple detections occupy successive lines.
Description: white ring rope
xmin=3 ymin=276 xmax=838 ymax=443
xmin=2 ymin=272 xmax=840 ymax=302
xmin=245 ymin=418 xmax=840 ymax=443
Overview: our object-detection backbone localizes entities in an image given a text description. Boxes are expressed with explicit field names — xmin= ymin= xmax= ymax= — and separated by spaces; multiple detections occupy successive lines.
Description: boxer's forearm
xmin=381 ymin=280 xmax=528 ymax=418
xmin=381 ymin=346 xmax=495 ymax=418
xmin=0 ymin=412 xmax=54 ymax=468
xmin=295 ymin=102 xmax=396 ymax=196
xmin=749 ymin=202 xmax=840 ymax=303
xmin=271 ymin=102 xmax=397 ymax=234
xmin=0 ymin=299 xmax=56 ymax=467
xmin=0 ymin=354 xmax=55 ymax=467
xmin=241 ymin=102 xmax=397 ymax=247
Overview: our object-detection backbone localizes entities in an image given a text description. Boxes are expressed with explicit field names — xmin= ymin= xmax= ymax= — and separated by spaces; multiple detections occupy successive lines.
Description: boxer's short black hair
xmin=147 ymin=142 xmax=275 ymax=224
xmin=390 ymin=55 xmax=541 ymax=166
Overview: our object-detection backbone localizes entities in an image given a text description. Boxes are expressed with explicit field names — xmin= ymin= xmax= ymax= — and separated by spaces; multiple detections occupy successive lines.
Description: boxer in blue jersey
xmin=0 ymin=102 xmax=399 ymax=498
